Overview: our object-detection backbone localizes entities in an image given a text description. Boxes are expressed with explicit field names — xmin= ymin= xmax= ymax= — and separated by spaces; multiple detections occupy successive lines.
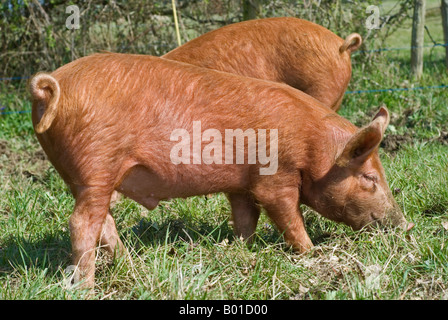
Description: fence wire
xmin=1 ymin=42 xmax=447 ymax=116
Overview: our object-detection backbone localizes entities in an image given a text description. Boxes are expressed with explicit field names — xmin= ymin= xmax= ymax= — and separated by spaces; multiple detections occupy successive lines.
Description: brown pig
xmin=163 ymin=17 xmax=362 ymax=111
xmin=29 ymin=53 xmax=410 ymax=288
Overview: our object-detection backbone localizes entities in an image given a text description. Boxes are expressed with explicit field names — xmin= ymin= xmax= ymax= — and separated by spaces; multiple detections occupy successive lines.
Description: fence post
xmin=411 ymin=0 xmax=426 ymax=79
xmin=442 ymin=0 xmax=448 ymax=70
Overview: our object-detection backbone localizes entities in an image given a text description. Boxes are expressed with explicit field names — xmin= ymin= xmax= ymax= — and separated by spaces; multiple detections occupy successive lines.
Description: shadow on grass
xmin=0 ymin=232 xmax=72 ymax=276
xmin=126 ymin=216 xmax=235 ymax=248
xmin=0 ymin=206 xmax=337 ymax=281
xmin=0 ymin=214 xmax=236 ymax=277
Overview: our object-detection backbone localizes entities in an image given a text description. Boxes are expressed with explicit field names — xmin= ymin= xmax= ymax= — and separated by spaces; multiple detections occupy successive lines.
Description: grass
xmin=1 ymin=8 xmax=448 ymax=300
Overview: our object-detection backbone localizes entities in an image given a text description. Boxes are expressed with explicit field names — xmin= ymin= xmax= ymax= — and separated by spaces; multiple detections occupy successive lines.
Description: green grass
xmin=1 ymin=11 xmax=448 ymax=300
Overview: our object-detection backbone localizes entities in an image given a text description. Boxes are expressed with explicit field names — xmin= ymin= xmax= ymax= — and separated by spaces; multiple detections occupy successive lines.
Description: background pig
xmin=29 ymin=53 xmax=409 ymax=288
xmin=163 ymin=17 xmax=362 ymax=111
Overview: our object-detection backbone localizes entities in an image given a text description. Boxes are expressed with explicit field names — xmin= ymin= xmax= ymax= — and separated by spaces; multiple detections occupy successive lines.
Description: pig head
xmin=300 ymin=107 xmax=412 ymax=231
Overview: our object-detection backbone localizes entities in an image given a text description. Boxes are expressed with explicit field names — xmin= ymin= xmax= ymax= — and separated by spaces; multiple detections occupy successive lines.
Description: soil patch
xmin=0 ymin=139 xmax=12 ymax=171
xmin=437 ymin=130 xmax=448 ymax=146
xmin=0 ymin=139 xmax=49 ymax=180
xmin=380 ymin=134 xmax=413 ymax=154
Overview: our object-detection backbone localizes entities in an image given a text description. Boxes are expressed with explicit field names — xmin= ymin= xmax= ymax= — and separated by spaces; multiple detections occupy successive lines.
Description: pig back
xmin=163 ymin=17 xmax=353 ymax=110
xmin=42 ymin=53 xmax=344 ymax=194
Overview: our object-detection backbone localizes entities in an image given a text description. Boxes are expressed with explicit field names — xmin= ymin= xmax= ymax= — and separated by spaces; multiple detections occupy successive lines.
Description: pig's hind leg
xmin=69 ymin=185 xmax=114 ymax=289
xmin=99 ymin=211 xmax=126 ymax=258
xmin=228 ymin=193 xmax=260 ymax=244
xmin=99 ymin=190 xmax=126 ymax=257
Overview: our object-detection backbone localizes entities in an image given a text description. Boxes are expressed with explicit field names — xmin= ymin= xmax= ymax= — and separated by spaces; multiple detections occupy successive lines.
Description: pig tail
xmin=339 ymin=33 xmax=362 ymax=54
xmin=29 ymin=73 xmax=60 ymax=134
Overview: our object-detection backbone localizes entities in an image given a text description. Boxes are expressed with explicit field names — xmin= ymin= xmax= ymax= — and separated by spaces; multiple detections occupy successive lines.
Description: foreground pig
xmin=29 ymin=53 xmax=410 ymax=288
xmin=163 ymin=17 xmax=362 ymax=111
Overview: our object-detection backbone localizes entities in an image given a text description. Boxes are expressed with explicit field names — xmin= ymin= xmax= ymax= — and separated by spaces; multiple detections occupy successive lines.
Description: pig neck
xmin=298 ymin=113 xmax=355 ymax=210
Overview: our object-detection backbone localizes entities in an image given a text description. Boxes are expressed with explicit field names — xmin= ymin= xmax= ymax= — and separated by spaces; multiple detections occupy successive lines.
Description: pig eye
xmin=363 ymin=174 xmax=378 ymax=183
xmin=361 ymin=174 xmax=378 ymax=191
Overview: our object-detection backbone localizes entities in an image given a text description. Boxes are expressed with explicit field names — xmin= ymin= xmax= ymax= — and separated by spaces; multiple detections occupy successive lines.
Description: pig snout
xmin=386 ymin=210 xmax=415 ymax=232
xmin=376 ymin=200 xmax=414 ymax=232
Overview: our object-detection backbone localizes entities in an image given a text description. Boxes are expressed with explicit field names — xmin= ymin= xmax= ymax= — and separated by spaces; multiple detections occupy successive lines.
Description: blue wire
xmin=1 ymin=43 xmax=447 ymax=114
xmin=356 ymin=43 xmax=448 ymax=54
xmin=0 ymin=76 xmax=29 ymax=81
xmin=0 ymin=110 xmax=31 ymax=115
xmin=346 ymin=84 xmax=448 ymax=94
xmin=1 ymin=84 xmax=447 ymax=115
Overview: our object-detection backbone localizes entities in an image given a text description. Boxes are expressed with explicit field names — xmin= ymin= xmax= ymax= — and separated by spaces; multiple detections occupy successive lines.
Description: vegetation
xmin=1 ymin=0 xmax=447 ymax=300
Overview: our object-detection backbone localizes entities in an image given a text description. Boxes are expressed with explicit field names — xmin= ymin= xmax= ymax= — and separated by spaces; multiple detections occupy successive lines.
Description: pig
xmin=163 ymin=17 xmax=362 ymax=111
xmin=29 ymin=53 xmax=411 ymax=288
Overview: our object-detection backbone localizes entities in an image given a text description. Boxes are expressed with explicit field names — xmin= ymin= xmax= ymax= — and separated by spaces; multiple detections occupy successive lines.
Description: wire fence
xmin=356 ymin=42 xmax=448 ymax=54
xmin=346 ymin=84 xmax=448 ymax=94
xmin=1 ymin=42 xmax=447 ymax=116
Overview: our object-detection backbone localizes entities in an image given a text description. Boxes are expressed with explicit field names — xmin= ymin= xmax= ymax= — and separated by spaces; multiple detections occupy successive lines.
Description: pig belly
xmin=115 ymin=164 xmax=247 ymax=210
xmin=115 ymin=165 xmax=164 ymax=210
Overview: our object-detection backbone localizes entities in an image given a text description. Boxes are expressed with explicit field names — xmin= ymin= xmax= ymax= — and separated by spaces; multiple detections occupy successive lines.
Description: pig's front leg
xmin=69 ymin=185 xmax=113 ymax=289
xmin=252 ymin=182 xmax=313 ymax=253
xmin=228 ymin=193 xmax=260 ymax=244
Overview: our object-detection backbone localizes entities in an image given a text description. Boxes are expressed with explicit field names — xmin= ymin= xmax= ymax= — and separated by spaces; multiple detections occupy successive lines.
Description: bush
xmin=1 ymin=0 xmax=413 ymax=78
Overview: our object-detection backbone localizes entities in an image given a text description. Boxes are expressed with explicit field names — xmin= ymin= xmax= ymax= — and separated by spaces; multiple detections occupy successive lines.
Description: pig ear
xmin=336 ymin=107 xmax=390 ymax=167
xmin=371 ymin=106 xmax=390 ymax=135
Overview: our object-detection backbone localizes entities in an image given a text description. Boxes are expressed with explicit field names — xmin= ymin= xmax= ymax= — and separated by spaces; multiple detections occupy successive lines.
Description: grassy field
xmin=1 ymin=8 xmax=448 ymax=300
